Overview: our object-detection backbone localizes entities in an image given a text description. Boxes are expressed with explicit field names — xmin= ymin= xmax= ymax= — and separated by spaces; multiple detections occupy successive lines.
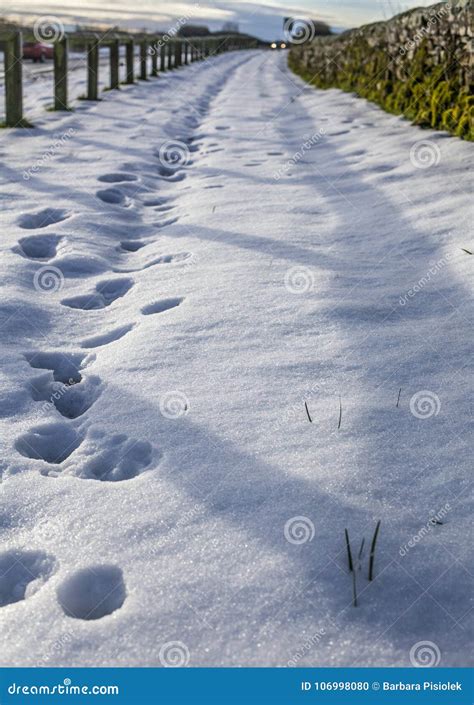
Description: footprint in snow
xmin=153 ymin=217 xmax=179 ymax=230
xmin=29 ymin=373 xmax=102 ymax=419
xmin=61 ymin=277 xmax=133 ymax=310
xmin=16 ymin=422 xmax=82 ymax=464
xmin=95 ymin=188 xmax=130 ymax=206
xmin=119 ymin=240 xmax=148 ymax=252
xmin=15 ymin=234 xmax=63 ymax=260
xmin=57 ymin=565 xmax=126 ymax=620
xmin=24 ymin=350 xmax=92 ymax=384
xmin=114 ymin=252 xmax=191 ymax=273
xmin=156 ymin=166 xmax=187 ymax=182
xmin=142 ymin=297 xmax=183 ymax=316
xmin=18 ymin=208 xmax=70 ymax=230
xmin=81 ymin=323 xmax=135 ymax=349
xmin=69 ymin=431 xmax=156 ymax=482
xmin=98 ymin=173 xmax=138 ymax=183
xmin=142 ymin=197 xmax=172 ymax=208
xmin=0 ymin=550 xmax=56 ymax=607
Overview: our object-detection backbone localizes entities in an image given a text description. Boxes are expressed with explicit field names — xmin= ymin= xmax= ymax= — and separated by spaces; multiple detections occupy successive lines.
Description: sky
xmin=0 ymin=0 xmax=443 ymax=40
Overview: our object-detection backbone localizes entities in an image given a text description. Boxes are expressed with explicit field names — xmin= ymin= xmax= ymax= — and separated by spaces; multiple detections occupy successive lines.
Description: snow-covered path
xmin=0 ymin=50 xmax=472 ymax=668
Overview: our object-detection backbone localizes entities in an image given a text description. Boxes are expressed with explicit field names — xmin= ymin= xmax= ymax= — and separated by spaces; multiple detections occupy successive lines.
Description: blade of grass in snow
xmin=368 ymin=520 xmax=381 ymax=581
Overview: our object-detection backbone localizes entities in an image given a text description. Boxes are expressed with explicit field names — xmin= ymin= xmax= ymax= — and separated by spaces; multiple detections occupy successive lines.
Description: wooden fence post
xmin=109 ymin=39 xmax=120 ymax=89
xmin=4 ymin=31 xmax=24 ymax=127
xmin=86 ymin=38 xmax=99 ymax=100
xmin=140 ymin=40 xmax=148 ymax=79
xmin=151 ymin=40 xmax=158 ymax=76
xmin=174 ymin=40 xmax=181 ymax=68
xmin=160 ymin=42 xmax=167 ymax=72
xmin=54 ymin=37 xmax=69 ymax=110
xmin=168 ymin=41 xmax=175 ymax=70
xmin=125 ymin=40 xmax=134 ymax=83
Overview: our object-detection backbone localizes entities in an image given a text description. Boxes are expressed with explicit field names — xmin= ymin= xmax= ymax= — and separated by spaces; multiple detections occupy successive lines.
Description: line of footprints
xmin=3 ymin=146 xmax=195 ymax=621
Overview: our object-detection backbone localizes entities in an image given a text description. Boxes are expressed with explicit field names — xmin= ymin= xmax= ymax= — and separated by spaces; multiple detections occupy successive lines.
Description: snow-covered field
xmin=0 ymin=49 xmax=472 ymax=668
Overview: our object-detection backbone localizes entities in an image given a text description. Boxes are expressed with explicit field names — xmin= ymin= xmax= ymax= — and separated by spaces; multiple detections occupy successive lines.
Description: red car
xmin=22 ymin=41 xmax=54 ymax=62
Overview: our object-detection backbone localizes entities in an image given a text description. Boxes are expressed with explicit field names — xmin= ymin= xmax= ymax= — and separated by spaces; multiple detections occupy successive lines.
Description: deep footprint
xmin=0 ymin=550 xmax=56 ymax=607
xmin=61 ymin=277 xmax=133 ymax=310
xmin=15 ymin=234 xmax=62 ymax=260
xmin=119 ymin=240 xmax=147 ymax=252
xmin=16 ymin=422 xmax=82 ymax=463
xmin=24 ymin=351 xmax=92 ymax=384
xmin=30 ymin=374 xmax=101 ymax=419
xmin=18 ymin=208 xmax=70 ymax=230
xmin=142 ymin=297 xmax=183 ymax=316
xmin=57 ymin=565 xmax=126 ymax=620
xmin=73 ymin=433 xmax=155 ymax=482
xmin=95 ymin=188 xmax=128 ymax=206
xmin=98 ymin=173 xmax=138 ymax=183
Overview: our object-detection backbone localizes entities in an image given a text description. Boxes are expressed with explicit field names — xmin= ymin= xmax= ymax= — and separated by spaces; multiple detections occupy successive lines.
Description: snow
xmin=0 ymin=49 xmax=472 ymax=668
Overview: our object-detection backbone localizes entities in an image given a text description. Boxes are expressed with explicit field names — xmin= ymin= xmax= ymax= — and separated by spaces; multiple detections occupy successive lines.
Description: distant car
xmin=22 ymin=42 xmax=54 ymax=62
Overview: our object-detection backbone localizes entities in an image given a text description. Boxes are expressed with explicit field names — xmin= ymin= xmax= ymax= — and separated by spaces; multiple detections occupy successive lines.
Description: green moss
xmin=289 ymin=37 xmax=473 ymax=141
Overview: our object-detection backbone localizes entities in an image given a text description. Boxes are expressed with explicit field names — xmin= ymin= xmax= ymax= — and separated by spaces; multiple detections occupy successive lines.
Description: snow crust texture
xmin=0 ymin=50 xmax=472 ymax=668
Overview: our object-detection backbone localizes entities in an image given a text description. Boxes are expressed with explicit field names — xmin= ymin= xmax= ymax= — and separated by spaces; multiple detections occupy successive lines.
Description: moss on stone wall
xmin=288 ymin=2 xmax=473 ymax=140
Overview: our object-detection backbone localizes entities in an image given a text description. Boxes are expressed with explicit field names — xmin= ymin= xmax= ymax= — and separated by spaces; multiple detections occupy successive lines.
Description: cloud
xmin=3 ymin=0 xmax=442 ymax=40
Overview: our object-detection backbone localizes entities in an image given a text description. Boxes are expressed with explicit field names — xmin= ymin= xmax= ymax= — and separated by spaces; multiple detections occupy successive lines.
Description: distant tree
xmin=222 ymin=21 xmax=240 ymax=34
xmin=178 ymin=24 xmax=211 ymax=37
